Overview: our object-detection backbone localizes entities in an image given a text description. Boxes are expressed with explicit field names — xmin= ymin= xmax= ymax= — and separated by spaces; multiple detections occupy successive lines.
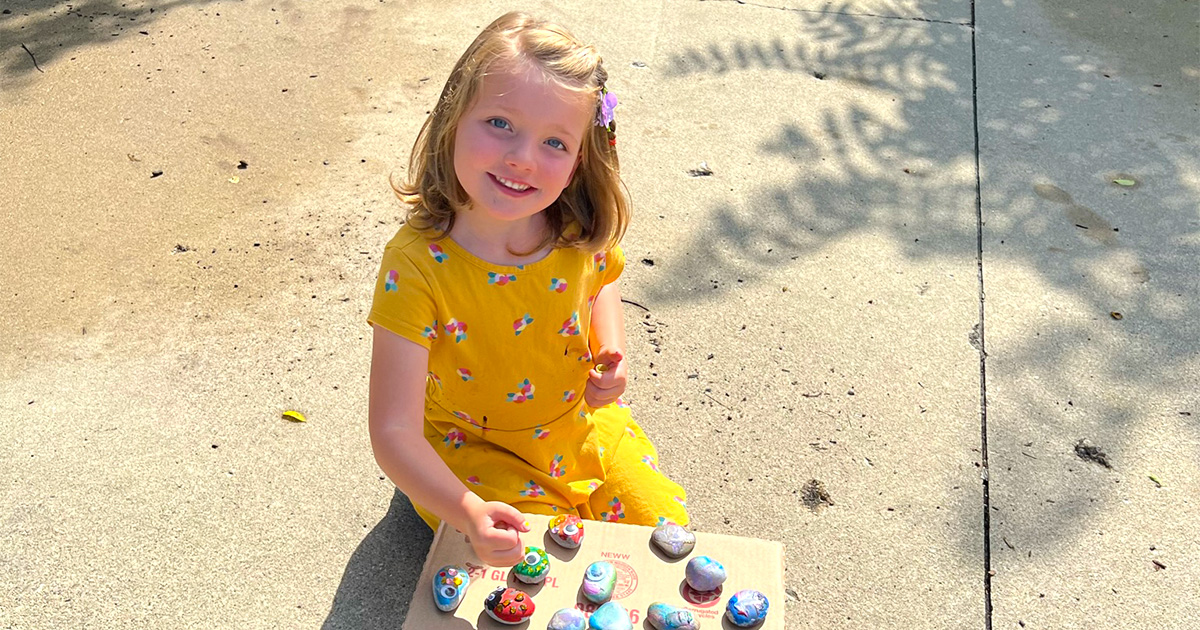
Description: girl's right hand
xmin=462 ymin=500 xmax=532 ymax=567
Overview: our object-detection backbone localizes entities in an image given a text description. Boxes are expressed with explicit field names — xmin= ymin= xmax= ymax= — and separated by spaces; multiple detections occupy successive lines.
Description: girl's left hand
xmin=585 ymin=347 xmax=627 ymax=408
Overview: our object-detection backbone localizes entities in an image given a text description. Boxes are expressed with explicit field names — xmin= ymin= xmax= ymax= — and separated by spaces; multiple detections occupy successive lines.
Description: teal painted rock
xmin=651 ymin=521 xmax=696 ymax=558
xmin=684 ymin=556 xmax=726 ymax=592
xmin=587 ymin=601 xmax=632 ymax=630
xmin=431 ymin=565 xmax=469 ymax=612
xmin=581 ymin=561 xmax=617 ymax=603
xmin=725 ymin=590 xmax=769 ymax=627
xmin=647 ymin=602 xmax=700 ymax=630
xmin=548 ymin=607 xmax=588 ymax=630
xmin=512 ymin=546 xmax=551 ymax=584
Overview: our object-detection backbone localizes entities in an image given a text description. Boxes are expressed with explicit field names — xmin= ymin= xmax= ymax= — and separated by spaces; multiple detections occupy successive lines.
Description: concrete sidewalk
xmin=2 ymin=1 xmax=1195 ymax=628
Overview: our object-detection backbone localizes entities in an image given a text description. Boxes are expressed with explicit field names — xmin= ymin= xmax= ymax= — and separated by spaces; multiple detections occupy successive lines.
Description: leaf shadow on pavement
xmin=635 ymin=0 xmax=1198 ymax=575
xmin=1 ymin=0 xmax=221 ymax=90
xmin=322 ymin=490 xmax=433 ymax=630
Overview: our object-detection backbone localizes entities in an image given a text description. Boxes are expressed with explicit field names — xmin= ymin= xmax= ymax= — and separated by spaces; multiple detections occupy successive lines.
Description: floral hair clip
xmin=596 ymin=86 xmax=617 ymax=147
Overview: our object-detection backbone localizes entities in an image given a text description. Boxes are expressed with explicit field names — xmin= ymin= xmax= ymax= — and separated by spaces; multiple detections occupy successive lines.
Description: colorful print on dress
xmin=520 ymin=481 xmax=546 ymax=498
xmin=600 ymin=497 xmax=625 ymax=522
xmin=506 ymin=379 xmax=535 ymax=403
xmin=594 ymin=251 xmax=607 ymax=272
xmin=587 ymin=294 xmax=596 ymax=309
xmin=642 ymin=454 xmax=660 ymax=472
xmin=674 ymin=495 xmax=688 ymax=508
xmin=442 ymin=430 xmax=466 ymax=449
xmin=558 ymin=312 xmax=581 ymax=337
xmin=456 ymin=368 xmax=474 ymax=381
xmin=427 ymin=243 xmax=448 ymax=263
xmin=625 ymin=426 xmax=637 ymax=439
xmin=466 ymin=476 xmax=481 ymax=485
xmin=587 ymin=481 xmax=601 ymax=492
xmin=444 ymin=318 xmax=467 ymax=343
xmin=532 ymin=427 xmax=550 ymax=440
xmin=513 ymin=314 xmax=533 ymax=336
xmin=615 ymin=397 xmax=630 ymax=409
xmin=427 ymin=372 xmax=443 ymax=390
xmin=577 ymin=351 xmax=593 ymax=363
xmin=385 ymin=269 xmax=399 ymax=292
xmin=548 ymin=455 xmax=566 ymax=478
xmin=452 ymin=410 xmax=485 ymax=431
xmin=562 ymin=390 xmax=577 ymax=403
xmin=422 ymin=320 xmax=439 ymax=341
xmin=548 ymin=278 xmax=568 ymax=293
xmin=656 ymin=516 xmax=668 ymax=527
xmin=488 ymin=272 xmax=517 ymax=286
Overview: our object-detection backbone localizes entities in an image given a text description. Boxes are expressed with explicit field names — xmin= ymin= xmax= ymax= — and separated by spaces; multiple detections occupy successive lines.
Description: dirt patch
xmin=1075 ymin=439 xmax=1112 ymax=469
xmin=801 ymin=479 xmax=833 ymax=511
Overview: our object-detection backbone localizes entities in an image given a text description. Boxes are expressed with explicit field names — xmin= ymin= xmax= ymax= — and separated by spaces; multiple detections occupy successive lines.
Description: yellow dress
xmin=368 ymin=225 xmax=689 ymax=530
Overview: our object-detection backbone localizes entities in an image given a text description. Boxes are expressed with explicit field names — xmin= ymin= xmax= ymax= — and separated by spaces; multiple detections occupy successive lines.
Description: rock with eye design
xmin=483 ymin=586 xmax=535 ymax=625
xmin=512 ymin=546 xmax=551 ymax=584
xmin=547 ymin=514 xmax=585 ymax=548
xmin=431 ymin=565 xmax=469 ymax=612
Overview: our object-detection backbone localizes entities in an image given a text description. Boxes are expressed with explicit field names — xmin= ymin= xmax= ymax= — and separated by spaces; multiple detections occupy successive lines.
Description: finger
xmin=491 ymin=505 xmax=531 ymax=532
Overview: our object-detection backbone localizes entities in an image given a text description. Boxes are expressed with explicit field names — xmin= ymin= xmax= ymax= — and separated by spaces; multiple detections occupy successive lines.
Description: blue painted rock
xmin=483 ymin=586 xmax=535 ymax=625
xmin=587 ymin=601 xmax=633 ymax=630
xmin=431 ymin=565 xmax=469 ymax=612
xmin=581 ymin=561 xmax=617 ymax=603
xmin=684 ymin=556 xmax=726 ymax=592
xmin=725 ymin=590 xmax=769 ymax=627
xmin=547 ymin=607 xmax=588 ymax=630
xmin=547 ymin=514 xmax=585 ymax=548
xmin=512 ymin=546 xmax=551 ymax=584
xmin=647 ymin=602 xmax=700 ymax=630
xmin=650 ymin=521 xmax=696 ymax=558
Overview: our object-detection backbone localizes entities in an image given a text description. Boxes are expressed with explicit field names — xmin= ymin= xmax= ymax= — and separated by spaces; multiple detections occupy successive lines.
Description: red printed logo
xmin=680 ymin=583 xmax=723 ymax=608
xmin=610 ymin=560 xmax=638 ymax=599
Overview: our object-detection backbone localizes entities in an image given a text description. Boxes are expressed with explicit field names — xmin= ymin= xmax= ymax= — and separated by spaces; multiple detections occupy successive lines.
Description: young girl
xmin=367 ymin=12 xmax=689 ymax=568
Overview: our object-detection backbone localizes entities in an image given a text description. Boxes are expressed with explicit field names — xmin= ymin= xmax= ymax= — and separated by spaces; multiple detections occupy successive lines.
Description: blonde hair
xmin=392 ymin=12 xmax=629 ymax=254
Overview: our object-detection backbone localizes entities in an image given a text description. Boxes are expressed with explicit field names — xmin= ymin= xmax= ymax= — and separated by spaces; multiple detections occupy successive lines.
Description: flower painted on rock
xmin=444 ymin=318 xmax=467 ymax=343
xmin=427 ymin=243 xmax=448 ymax=263
xmin=513 ymin=313 xmax=533 ymax=335
xmin=442 ymin=430 xmax=465 ymax=449
xmin=456 ymin=368 xmax=473 ymax=381
xmin=506 ymin=379 xmax=535 ymax=403
xmin=558 ymin=312 xmax=581 ymax=337
xmin=487 ymin=272 xmax=517 ymax=286
xmin=520 ymin=481 xmax=545 ymax=498
xmin=385 ymin=269 xmax=399 ymax=292
xmin=548 ymin=278 xmax=568 ymax=293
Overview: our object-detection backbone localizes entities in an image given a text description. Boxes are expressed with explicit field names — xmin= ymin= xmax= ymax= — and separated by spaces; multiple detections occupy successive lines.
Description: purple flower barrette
xmin=596 ymin=87 xmax=618 ymax=146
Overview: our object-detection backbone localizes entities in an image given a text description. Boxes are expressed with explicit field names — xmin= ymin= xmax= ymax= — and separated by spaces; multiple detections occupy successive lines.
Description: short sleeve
xmin=601 ymin=243 xmax=625 ymax=286
xmin=367 ymin=245 xmax=438 ymax=349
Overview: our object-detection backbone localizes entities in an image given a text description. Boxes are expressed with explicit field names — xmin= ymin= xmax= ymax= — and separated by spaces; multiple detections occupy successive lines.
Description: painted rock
xmin=547 ymin=514 xmax=585 ymax=548
xmin=431 ymin=565 xmax=469 ymax=612
xmin=725 ymin=590 xmax=769 ymax=627
xmin=512 ymin=546 xmax=551 ymax=584
xmin=581 ymin=561 xmax=617 ymax=603
xmin=651 ymin=521 xmax=696 ymax=558
xmin=587 ymin=601 xmax=633 ymax=630
xmin=647 ymin=602 xmax=700 ymax=630
xmin=483 ymin=586 xmax=535 ymax=625
xmin=547 ymin=607 xmax=588 ymax=630
xmin=684 ymin=556 xmax=726 ymax=592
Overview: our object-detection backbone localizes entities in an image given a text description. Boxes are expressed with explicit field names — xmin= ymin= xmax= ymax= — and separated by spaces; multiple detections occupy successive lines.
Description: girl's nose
xmin=504 ymin=141 xmax=536 ymax=172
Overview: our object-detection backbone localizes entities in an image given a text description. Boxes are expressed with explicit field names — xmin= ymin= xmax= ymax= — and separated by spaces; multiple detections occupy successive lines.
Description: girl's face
xmin=453 ymin=59 xmax=594 ymax=231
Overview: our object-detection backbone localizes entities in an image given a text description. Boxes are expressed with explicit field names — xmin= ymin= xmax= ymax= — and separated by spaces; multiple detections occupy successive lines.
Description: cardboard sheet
xmin=402 ymin=513 xmax=785 ymax=629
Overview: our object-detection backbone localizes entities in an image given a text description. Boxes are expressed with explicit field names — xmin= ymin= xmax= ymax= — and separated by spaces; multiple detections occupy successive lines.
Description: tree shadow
xmin=638 ymin=0 xmax=1198 ymax=565
xmin=1 ymin=0 xmax=220 ymax=90
xmin=322 ymin=490 xmax=433 ymax=630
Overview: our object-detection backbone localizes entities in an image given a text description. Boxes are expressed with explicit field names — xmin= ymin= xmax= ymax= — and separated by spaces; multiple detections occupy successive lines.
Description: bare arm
xmin=368 ymin=325 xmax=528 ymax=564
xmin=585 ymin=282 xmax=628 ymax=407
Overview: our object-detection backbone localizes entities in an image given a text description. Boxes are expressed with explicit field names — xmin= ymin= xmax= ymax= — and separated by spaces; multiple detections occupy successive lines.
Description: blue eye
xmin=545 ymin=138 xmax=567 ymax=150
xmin=487 ymin=118 xmax=511 ymax=130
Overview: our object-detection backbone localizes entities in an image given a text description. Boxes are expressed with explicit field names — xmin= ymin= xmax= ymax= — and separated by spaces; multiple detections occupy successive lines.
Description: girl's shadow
xmin=322 ymin=489 xmax=435 ymax=629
